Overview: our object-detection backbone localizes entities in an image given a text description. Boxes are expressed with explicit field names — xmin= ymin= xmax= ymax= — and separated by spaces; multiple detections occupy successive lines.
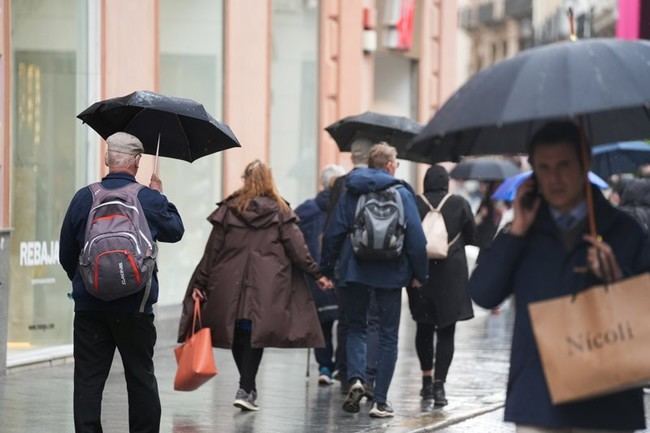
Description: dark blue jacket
xmin=320 ymin=168 xmax=428 ymax=289
xmin=59 ymin=172 xmax=185 ymax=314
xmin=295 ymin=189 xmax=338 ymax=322
xmin=468 ymin=188 xmax=649 ymax=430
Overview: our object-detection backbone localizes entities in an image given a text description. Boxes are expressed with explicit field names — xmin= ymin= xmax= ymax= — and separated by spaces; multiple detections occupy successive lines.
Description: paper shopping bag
xmin=528 ymin=273 xmax=650 ymax=404
xmin=174 ymin=297 xmax=218 ymax=391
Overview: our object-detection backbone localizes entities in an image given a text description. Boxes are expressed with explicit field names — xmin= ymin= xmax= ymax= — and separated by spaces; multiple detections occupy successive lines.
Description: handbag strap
xmin=190 ymin=296 xmax=203 ymax=337
xmin=420 ymin=193 xmax=452 ymax=212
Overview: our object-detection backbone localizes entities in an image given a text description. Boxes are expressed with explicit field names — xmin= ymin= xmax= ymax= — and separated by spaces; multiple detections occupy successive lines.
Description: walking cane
xmin=305 ymin=348 xmax=311 ymax=378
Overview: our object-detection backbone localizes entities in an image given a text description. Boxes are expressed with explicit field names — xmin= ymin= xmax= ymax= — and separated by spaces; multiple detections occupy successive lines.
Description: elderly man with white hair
xmin=295 ymin=163 xmax=346 ymax=385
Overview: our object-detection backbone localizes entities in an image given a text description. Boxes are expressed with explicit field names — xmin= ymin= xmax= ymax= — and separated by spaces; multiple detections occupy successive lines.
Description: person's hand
xmin=410 ymin=278 xmax=423 ymax=289
xmin=317 ymin=276 xmax=334 ymax=290
xmin=510 ymin=178 xmax=541 ymax=236
xmin=149 ymin=173 xmax=163 ymax=192
xmin=583 ymin=235 xmax=623 ymax=283
xmin=192 ymin=288 xmax=207 ymax=303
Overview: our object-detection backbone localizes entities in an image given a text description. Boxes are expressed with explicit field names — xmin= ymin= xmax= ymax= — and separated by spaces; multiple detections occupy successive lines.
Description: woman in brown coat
xmin=178 ymin=160 xmax=332 ymax=411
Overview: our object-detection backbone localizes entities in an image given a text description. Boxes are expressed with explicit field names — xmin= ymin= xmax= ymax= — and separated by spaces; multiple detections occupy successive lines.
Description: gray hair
xmin=350 ymin=137 xmax=373 ymax=166
xmin=106 ymin=150 xmax=139 ymax=168
xmin=320 ymin=164 xmax=346 ymax=189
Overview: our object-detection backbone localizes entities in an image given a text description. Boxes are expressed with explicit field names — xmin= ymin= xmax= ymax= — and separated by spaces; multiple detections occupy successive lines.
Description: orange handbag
xmin=173 ymin=293 xmax=218 ymax=391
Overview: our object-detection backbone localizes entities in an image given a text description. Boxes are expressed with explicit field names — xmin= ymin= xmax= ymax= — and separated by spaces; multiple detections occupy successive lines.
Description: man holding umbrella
xmin=468 ymin=121 xmax=649 ymax=432
xmin=60 ymin=132 xmax=184 ymax=433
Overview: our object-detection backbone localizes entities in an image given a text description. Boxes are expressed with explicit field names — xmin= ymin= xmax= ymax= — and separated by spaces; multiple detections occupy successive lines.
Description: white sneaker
xmin=369 ymin=402 xmax=395 ymax=418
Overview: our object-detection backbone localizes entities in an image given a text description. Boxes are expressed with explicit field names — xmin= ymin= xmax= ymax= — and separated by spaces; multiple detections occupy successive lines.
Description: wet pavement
xmin=0 ymin=298 xmax=647 ymax=432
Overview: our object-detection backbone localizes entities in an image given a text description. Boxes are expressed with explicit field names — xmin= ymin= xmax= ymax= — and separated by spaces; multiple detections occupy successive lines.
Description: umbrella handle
xmin=153 ymin=133 xmax=161 ymax=176
xmin=577 ymin=119 xmax=596 ymax=238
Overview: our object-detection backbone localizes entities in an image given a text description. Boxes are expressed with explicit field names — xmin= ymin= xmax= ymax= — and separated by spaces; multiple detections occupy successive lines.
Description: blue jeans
xmin=340 ymin=284 xmax=402 ymax=404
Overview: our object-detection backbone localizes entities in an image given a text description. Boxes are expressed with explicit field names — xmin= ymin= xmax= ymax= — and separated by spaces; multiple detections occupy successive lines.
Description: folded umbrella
xmin=450 ymin=157 xmax=520 ymax=182
xmin=78 ymin=90 xmax=240 ymax=163
xmin=492 ymin=171 xmax=608 ymax=202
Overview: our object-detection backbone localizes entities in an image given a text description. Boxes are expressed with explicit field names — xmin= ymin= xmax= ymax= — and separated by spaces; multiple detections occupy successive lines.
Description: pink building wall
xmin=617 ymin=0 xmax=641 ymax=39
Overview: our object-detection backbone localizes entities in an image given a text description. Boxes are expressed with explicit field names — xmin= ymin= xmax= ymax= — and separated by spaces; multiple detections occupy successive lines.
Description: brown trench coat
xmin=177 ymin=195 xmax=325 ymax=349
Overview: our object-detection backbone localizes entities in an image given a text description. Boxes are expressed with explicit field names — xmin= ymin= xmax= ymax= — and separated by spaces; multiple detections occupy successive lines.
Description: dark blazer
xmin=468 ymin=187 xmax=649 ymax=430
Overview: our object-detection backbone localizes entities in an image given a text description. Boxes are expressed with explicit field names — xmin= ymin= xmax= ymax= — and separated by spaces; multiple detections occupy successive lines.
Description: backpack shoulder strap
xmin=419 ymin=194 xmax=434 ymax=211
xmin=435 ymin=193 xmax=453 ymax=211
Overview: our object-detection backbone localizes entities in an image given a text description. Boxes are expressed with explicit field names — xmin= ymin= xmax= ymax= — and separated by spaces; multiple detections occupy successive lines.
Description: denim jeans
xmin=339 ymin=284 xmax=402 ymax=404
xmin=314 ymin=320 xmax=336 ymax=372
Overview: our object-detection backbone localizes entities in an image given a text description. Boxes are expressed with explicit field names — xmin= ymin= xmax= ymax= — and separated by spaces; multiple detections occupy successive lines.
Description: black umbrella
xmin=78 ymin=90 xmax=240 ymax=163
xmin=325 ymin=111 xmax=422 ymax=157
xmin=408 ymin=38 xmax=650 ymax=163
xmin=450 ymin=157 xmax=520 ymax=182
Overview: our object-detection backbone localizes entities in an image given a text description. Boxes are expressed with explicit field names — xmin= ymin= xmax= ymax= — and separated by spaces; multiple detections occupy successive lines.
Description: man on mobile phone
xmin=468 ymin=121 xmax=649 ymax=432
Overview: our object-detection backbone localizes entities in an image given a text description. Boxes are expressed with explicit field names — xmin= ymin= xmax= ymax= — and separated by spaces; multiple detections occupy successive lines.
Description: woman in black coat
xmin=406 ymin=165 xmax=477 ymax=407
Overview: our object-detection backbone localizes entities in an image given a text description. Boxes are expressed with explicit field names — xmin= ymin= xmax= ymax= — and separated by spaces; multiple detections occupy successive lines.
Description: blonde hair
xmin=368 ymin=143 xmax=397 ymax=169
xmin=234 ymin=160 xmax=289 ymax=213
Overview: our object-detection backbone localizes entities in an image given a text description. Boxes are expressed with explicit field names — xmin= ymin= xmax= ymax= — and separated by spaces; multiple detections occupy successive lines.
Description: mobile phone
xmin=520 ymin=173 xmax=539 ymax=210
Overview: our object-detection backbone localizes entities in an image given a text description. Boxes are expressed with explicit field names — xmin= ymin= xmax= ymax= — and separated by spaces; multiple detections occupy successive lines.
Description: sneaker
xmin=420 ymin=382 xmax=434 ymax=400
xmin=233 ymin=388 xmax=259 ymax=411
xmin=369 ymin=402 xmax=394 ymax=418
xmin=318 ymin=367 xmax=333 ymax=385
xmin=342 ymin=379 xmax=365 ymax=413
xmin=433 ymin=380 xmax=448 ymax=407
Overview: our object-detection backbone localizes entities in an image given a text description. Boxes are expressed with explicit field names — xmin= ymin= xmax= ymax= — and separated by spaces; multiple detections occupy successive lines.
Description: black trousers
xmin=231 ymin=327 xmax=264 ymax=393
xmin=415 ymin=322 xmax=456 ymax=382
xmin=73 ymin=312 xmax=160 ymax=433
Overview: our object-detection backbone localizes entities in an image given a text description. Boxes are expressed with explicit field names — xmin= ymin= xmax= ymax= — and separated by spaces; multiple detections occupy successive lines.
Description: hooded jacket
xmin=295 ymin=189 xmax=339 ymax=322
xmin=178 ymin=195 xmax=325 ymax=349
xmin=407 ymin=165 xmax=477 ymax=326
xmin=468 ymin=188 xmax=650 ymax=430
xmin=320 ymin=167 xmax=428 ymax=289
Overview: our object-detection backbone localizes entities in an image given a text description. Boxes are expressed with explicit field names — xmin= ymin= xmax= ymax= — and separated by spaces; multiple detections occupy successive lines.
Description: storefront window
xmin=9 ymin=0 xmax=90 ymax=352
xmin=270 ymin=0 xmax=319 ymax=206
xmin=156 ymin=0 xmax=224 ymax=306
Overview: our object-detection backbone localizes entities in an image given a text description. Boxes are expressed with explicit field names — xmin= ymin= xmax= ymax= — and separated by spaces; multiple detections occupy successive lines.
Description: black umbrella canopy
xmin=325 ymin=111 xmax=422 ymax=157
xmin=78 ymin=90 xmax=240 ymax=162
xmin=409 ymin=38 xmax=650 ymax=163
xmin=450 ymin=157 xmax=520 ymax=182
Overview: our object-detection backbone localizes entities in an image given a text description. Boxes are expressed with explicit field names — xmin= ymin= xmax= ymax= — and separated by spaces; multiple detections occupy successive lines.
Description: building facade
xmin=0 ymin=0 xmax=458 ymax=373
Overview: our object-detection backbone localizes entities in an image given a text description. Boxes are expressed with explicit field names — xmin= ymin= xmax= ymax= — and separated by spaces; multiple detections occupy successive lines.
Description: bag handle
xmin=190 ymin=289 xmax=204 ymax=337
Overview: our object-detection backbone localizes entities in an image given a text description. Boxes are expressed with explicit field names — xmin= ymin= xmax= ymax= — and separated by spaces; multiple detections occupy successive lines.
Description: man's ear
xmin=104 ymin=152 xmax=109 ymax=167
xmin=134 ymin=154 xmax=141 ymax=169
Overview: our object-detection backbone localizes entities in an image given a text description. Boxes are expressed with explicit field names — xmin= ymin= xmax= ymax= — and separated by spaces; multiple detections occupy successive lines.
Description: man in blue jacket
xmin=468 ymin=121 xmax=649 ymax=432
xmin=60 ymin=132 xmax=184 ymax=433
xmin=321 ymin=143 xmax=428 ymax=418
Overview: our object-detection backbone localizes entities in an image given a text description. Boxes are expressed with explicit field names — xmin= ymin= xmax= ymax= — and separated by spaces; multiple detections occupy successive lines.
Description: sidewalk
xmin=0 ymin=300 xmax=512 ymax=432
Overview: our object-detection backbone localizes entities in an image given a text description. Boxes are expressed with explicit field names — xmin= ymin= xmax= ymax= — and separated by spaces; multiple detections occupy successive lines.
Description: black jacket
xmin=406 ymin=165 xmax=477 ymax=327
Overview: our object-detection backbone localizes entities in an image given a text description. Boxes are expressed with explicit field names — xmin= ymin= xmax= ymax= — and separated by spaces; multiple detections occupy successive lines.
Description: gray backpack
xmin=79 ymin=182 xmax=157 ymax=307
xmin=350 ymin=186 xmax=406 ymax=261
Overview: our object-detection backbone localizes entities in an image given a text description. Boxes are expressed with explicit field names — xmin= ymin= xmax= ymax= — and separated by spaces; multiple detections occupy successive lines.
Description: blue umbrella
xmin=591 ymin=141 xmax=650 ymax=179
xmin=492 ymin=171 xmax=608 ymax=202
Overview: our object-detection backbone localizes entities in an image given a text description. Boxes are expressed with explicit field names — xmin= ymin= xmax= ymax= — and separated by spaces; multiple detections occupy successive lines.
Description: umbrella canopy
xmin=450 ymin=157 xmax=520 ymax=181
xmin=78 ymin=90 xmax=240 ymax=162
xmin=591 ymin=141 xmax=650 ymax=179
xmin=492 ymin=171 xmax=609 ymax=202
xmin=325 ymin=111 xmax=422 ymax=156
xmin=408 ymin=38 xmax=650 ymax=163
